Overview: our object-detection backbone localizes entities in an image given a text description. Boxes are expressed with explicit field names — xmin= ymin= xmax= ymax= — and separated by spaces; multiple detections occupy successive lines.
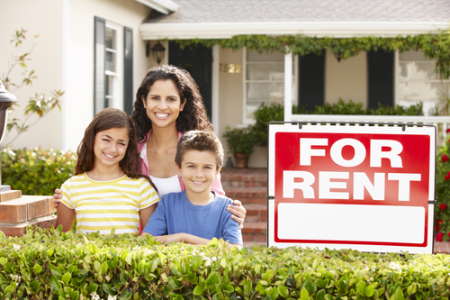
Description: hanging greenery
xmin=175 ymin=31 xmax=450 ymax=79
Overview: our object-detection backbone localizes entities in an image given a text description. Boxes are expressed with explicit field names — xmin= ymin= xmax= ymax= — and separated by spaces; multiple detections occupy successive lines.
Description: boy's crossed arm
xmin=154 ymin=233 xmax=209 ymax=245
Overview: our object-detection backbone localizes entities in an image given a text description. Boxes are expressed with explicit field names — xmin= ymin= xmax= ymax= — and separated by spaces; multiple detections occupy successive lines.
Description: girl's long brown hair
xmin=132 ymin=65 xmax=212 ymax=142
xmin=76 ymin=108 xmax=156 ymax=190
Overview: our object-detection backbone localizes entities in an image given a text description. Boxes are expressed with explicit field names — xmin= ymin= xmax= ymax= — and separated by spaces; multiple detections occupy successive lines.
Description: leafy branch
xmin=0 ymin=29 xmax=64 ymax=147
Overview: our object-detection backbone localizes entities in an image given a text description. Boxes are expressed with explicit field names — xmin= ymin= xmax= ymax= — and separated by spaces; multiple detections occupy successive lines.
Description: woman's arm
xmin=213 ymin=173 xmax=247 ymax=227
xmin=227 ymin=200 xmax=247 ymax=228
xmin=56 ymin=203 xmax=75 ymax=232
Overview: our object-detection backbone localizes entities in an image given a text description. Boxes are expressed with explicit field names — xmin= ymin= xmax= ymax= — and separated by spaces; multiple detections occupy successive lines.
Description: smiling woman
xmin=131 ymin=65 xmax=247 ymax=225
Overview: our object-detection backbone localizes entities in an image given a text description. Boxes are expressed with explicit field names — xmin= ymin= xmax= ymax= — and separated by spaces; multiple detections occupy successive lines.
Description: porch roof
xmin=141 ymin=0 xmax=450 ymax=39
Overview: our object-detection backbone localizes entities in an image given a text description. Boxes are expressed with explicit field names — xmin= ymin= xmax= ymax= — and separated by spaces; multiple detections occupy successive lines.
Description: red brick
xmin=0 ymin=190 xmax=22 ymax=202
xmin=26 ymin=196 xmax=55 ymax=219
xmin=0 ymin=202 xmax=27 ymax=223
xmin=434 ymin=241 xmax=450 ymax=254
xmin=0 ymin=215 xmax=57 ymax=237
xmin=0 ymin=196 xmax=55 ymax=223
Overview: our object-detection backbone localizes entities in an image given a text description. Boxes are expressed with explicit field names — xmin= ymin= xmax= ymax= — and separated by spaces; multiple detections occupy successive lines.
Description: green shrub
xmin=371 ymin=102 xmax=424 ymax=116
xmin=251 ymin=101 xmax=424 ymax=146
xmin=435 ymin=130 xmax=450 ymax=241
xmin=223 ymin=126 xmax=256 ymax=155
xmin=312 ymin=99 xmax=367 ymax=115
xmin=0 ymin=148 xmax=76 ymax=195
xmin=252 ymin=103 xmax=284 ymax=146
xmin=0 ymin=228 xmax=449 ymax=299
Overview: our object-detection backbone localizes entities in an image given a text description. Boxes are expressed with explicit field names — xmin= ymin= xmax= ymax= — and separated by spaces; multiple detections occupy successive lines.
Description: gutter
xmin=140 ymin=21 xmax=449 ymax=39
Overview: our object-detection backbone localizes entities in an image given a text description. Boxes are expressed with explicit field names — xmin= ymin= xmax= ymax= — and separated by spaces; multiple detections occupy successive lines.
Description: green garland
xmin=175 ymin=31 xmax=450 ymax=78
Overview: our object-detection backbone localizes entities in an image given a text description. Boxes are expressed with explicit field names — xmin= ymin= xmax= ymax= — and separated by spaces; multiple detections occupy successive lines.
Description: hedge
xmin=0 ymin=228 xmax=449 ymax=299
xmin=0 ymin=148 xmax=76 ymax=195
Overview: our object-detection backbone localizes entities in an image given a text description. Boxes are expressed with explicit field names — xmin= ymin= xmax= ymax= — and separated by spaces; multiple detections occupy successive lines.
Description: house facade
xmin=0 ymin=0 xmax=166 ymax=150
xmin=1 ymin=0 xmax=449 ymax=167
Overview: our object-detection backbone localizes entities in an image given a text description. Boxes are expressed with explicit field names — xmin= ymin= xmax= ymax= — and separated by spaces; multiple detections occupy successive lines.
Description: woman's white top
xmin=149 ymin=174 xmax=182 ymax=196
xmin=140 ymin=141 xmax=182 ymax=196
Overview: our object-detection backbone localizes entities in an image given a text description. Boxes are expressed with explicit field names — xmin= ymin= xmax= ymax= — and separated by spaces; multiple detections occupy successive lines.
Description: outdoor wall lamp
xmin=0 ymin=81 xmax=16 ymax=189
xmin=147 ymin=41 xmax=166 ymax=64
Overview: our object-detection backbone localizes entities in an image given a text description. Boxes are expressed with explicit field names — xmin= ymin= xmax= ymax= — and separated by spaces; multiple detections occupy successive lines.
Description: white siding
xmin=0 ymin=0 xmax=64 ymax=149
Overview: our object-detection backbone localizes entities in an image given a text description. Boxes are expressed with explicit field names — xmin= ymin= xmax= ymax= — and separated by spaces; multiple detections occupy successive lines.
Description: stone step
xmin=246 ymin=203 xmax=268 ymax=223
xmin=242 ymin=222 xmax=267 ymax=245
xmin=222 ymin=168 xmax=267 ymax=188
xmin=224 ymin=187 xmax=267 ymax=204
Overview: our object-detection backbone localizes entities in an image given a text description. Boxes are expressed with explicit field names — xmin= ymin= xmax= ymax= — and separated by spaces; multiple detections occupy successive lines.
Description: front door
xmin=169 ymin=42 xmax=212 ymax=120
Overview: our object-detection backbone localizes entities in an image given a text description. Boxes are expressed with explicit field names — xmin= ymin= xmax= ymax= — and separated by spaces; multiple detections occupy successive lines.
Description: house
xmin=0 ymin=0 xmax=175 ymax=151
xmin=1 ymin=0 xmax=449 ymax=167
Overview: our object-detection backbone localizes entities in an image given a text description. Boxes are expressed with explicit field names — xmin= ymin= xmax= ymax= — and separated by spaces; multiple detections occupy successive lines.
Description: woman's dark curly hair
xmin=132 ymin=65 xmax=212 ymax=142
xmin=75 ymin=108 xmax=155 ymax=189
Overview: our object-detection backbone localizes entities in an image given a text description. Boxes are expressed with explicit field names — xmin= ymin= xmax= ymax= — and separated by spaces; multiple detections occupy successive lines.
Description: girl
xmin=56 ymin=108 xmax=159 ymax=234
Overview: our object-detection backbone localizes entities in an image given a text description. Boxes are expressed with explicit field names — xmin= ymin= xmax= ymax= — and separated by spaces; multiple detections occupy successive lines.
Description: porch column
xmin=284 ymin=52 xmax=293 ymax=122
xmin=212 ymin=45 xmax=220 ymax=135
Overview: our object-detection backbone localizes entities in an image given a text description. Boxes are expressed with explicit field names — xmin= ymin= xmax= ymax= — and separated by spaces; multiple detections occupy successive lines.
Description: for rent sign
xmin=268 ymin=123 xmax=435 ymax=253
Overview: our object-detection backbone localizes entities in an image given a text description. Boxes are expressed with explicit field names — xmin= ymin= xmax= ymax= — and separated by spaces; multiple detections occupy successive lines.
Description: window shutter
xmin=298 ymin=52 xmax=325 ymax=111
xmin=368 ymin=51 xmax=394 ymax=109
xmin=93 ymin=16 xmax=106 ymax=114
xmin=123 ymin=27 xmax=133 ymax=114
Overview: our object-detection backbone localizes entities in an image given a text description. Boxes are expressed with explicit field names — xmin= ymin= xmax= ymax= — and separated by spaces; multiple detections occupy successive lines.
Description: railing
xmin=285 ymin=115 xmax=450 ymax=146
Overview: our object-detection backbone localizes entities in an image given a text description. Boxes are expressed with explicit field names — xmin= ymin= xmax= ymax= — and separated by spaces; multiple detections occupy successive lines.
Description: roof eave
xmin=140 ymin=21 xmax=449 ymax=40
xmin=136 ymin=0 xmax=178 ymax=15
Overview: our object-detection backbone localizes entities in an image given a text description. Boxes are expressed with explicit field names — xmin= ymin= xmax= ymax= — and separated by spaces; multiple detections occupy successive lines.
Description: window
xmin=397 ymin=50 xmax=449 ymax=114
xmin=244 ymin=49 xmax=296 ymax=123
xmin=104 ymin=24 xmax=123 ymax=109
xmin=94 ymin=17 xmax=133 ymax=114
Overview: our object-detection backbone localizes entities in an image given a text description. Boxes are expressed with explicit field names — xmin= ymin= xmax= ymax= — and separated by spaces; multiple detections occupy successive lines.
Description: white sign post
xmin=268 ymin=123 xmax=435 ymax=253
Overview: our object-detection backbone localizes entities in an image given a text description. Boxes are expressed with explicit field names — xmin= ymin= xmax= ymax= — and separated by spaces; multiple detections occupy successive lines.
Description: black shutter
xmin=93 ymin=17 xmax=105 ymax=115
xmin=123 ymin=27 xmax=133 ymax=114
xmin=298 ymin=52 xmax=325 ymax=111
xmin=367 ymin=50 xmax=394 ymax=109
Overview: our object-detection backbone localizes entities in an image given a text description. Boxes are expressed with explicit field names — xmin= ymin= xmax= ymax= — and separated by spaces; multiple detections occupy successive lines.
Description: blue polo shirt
xmin=144 ymin=191 xmax=243 ymax=245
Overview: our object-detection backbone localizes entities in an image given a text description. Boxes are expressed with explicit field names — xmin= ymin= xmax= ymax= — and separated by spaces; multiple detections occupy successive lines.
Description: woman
xmin=55 ymin=65 xmax=246 ymax=226
xmin=132 ymin=65 xmax=246 ymax=225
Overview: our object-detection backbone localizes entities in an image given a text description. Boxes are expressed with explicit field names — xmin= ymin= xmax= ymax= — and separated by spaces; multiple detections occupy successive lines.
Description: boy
xmin=143 ymin=130 xmax=243 ymax=246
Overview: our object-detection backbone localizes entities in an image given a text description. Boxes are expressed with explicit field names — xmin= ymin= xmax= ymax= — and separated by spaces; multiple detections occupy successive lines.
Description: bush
xmin=223 ymin=126 xmax=256 ymax=155
xmin=435 ymin=129 xmax=450 ymax=241
xmin=0 ymin=148 xmax=76 ymax=195
xmin=251 ymin=101 xmax=424 ymax=146
xmin=0 ymin=228 xmax=449 ymax=299
xmin=252 ymin=103 xmax=284 ymax=146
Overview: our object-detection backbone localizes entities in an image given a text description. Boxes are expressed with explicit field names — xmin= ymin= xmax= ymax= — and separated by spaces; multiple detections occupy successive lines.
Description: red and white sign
xmin=268 ymin=123 xmax=435 ymax=253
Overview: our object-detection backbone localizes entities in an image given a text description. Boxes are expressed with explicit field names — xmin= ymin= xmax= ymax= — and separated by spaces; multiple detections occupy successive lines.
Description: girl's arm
xmin=56 ymin=203 xmax=75 ymax=232
xmin=139 ymin=204 xmax=156 ymax=229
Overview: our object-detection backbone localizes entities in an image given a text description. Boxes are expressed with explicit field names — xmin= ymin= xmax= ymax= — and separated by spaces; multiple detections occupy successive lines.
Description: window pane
xmin=399 ymin=61 xmax=439 ymax=81
xmin=245 ymin=50 xmax=286 ymax=121
xmin=105 ymin=75 xmax=114 ymax=107
xmin=105 ymin=27 xmax=116 ymax=49
xmin=105 ymin=51 xmax=116 ymax=72
xmin=248 ymin=50 xmax=283 ymax=62
xmin=247 ymin=62 xmax=284 ymax=81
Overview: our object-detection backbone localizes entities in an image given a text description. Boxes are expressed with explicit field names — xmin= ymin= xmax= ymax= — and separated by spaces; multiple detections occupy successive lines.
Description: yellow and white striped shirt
xmin=60 ymin=173 xmax=159 ymax=234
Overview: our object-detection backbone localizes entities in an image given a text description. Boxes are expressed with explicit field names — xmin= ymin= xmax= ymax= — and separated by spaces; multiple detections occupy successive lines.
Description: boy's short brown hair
xmin=175 ymin=130 xmax=224 ymax=170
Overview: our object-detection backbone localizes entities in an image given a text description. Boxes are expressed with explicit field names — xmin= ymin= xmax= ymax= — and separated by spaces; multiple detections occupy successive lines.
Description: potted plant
xmin=223 ymin=126 xmax=256 ymax=168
